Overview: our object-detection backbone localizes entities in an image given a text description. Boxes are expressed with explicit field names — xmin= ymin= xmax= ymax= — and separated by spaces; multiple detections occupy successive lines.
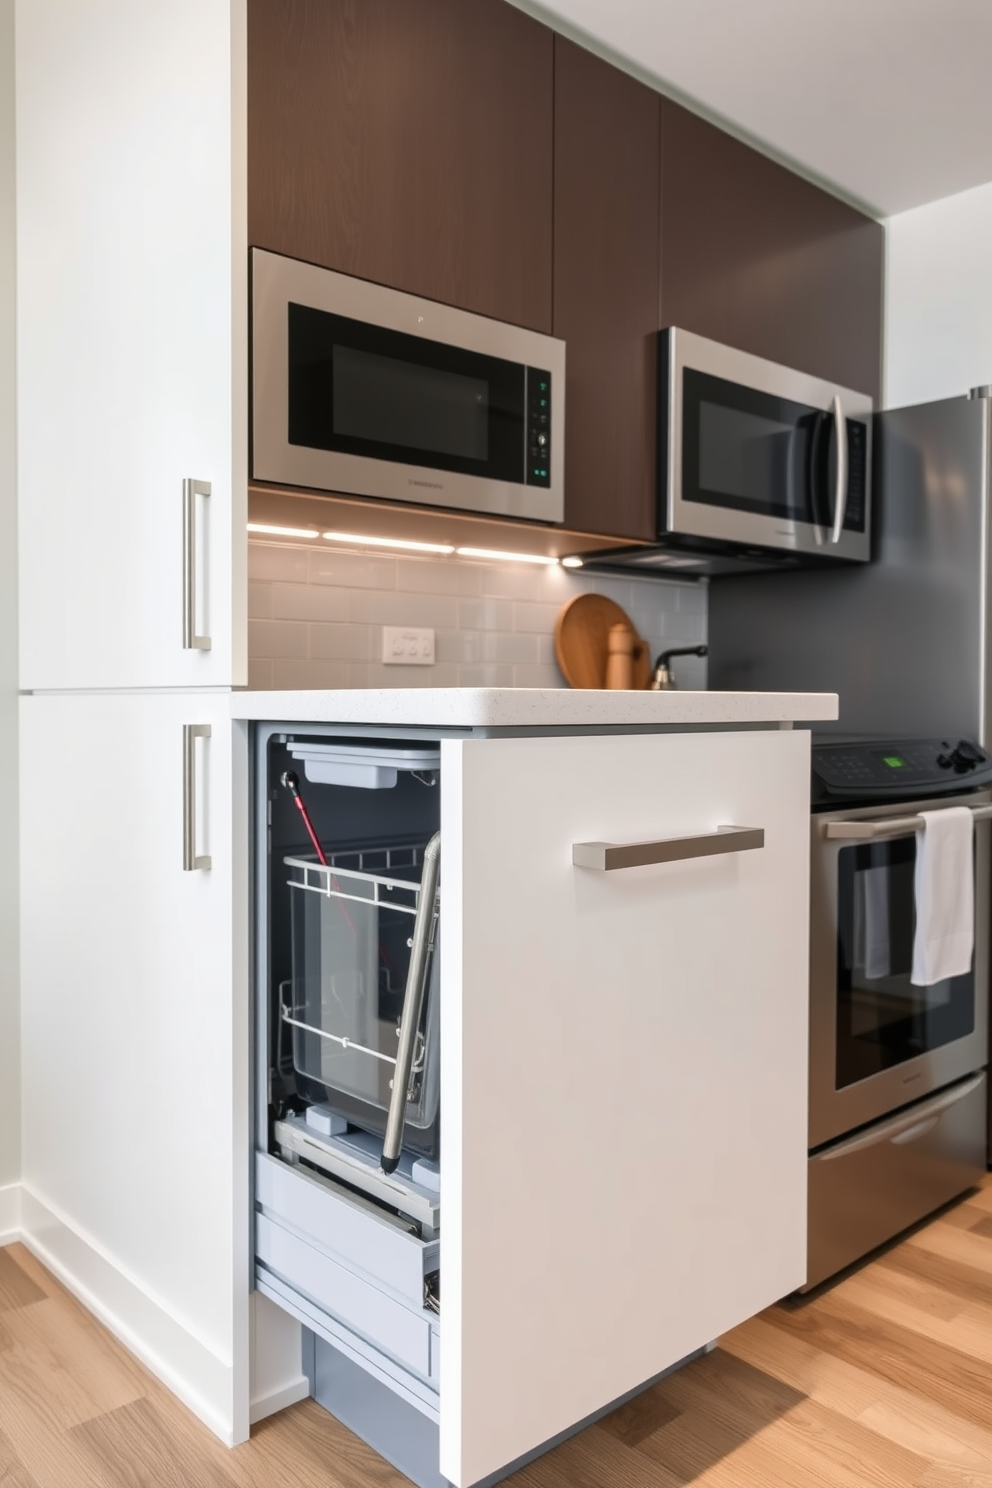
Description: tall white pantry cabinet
xmin=16 ymin=0 xmax=261 ymax=1444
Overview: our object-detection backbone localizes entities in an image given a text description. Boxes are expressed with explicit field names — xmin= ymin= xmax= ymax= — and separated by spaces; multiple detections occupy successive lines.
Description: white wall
xmin=0 ymin=0 xmax=20 ymax=1232
xmin=885 ymin=179 xmax=992 ymax=408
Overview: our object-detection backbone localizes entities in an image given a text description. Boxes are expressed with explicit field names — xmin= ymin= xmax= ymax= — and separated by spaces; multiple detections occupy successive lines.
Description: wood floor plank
xmin=0 ymin=1249 xmax=47 ymax=1312
xmin=0 ymin=1296 xmax=145 ymax=1430
xmin=841 ymin=1257 xmax=964 ymax=1322
xmin=597 ymin=1382 xmax=682 ymax=1448
xmin=723 ymin=1315 xmax=992 ymax=1472
xmin=70 ymin=1397 xmax=240 ymax=1488
xmin=764 ymin=1292 xmax=992 ymax=1432
xmin=0 ymin=1424 xmax=43 ymax=1488
xmin=831 ymin=1271 xmax=992 ymax=1364
xmin=907 ymin=1219 xmax=992 ymax=1276
xmin=880 ymin=1235 xmax=992 ymax=1312
xmin=225 ymin=1399 xmax=410 ymax=1488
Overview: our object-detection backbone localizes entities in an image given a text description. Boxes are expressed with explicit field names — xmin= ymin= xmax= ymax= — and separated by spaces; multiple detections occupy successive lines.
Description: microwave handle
xmin=382 ymin=831 xmax=441 ymax=1175
xmin=829 ymin=395 xmax=848 ymax=544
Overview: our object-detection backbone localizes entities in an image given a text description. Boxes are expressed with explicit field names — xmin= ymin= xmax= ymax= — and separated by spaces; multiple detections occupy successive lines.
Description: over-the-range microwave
xmin=250 ymin=248 xmax=565 ymax=523
xmin=582 ymin=328 xmax=874 ymax=578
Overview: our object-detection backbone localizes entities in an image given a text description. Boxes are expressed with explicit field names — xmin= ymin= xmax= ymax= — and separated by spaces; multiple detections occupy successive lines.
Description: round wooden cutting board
xmin=554 ymin=593 xmax=651 ymax=689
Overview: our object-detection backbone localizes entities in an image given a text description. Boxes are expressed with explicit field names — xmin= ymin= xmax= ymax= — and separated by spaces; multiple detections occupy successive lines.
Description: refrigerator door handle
xmin=829 ymin=395 xmax=848 ymax=544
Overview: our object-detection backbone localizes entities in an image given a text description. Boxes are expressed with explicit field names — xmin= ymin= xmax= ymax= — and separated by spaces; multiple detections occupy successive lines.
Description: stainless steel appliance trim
xmin=808 ymin=788 xmax=991 ymax=1149
xmin=664 ymin=327 xmax=873 ymax=561
xmin=251 ymin=248 xmax=566 ymax=524
xmin=182 ymin=723 xmax=212 ymax=871
xmin=815 ymin=1071 xmax=986 ymax=1160
xmin=829 ymin=394 xmax=848 ymax=544
xmin=382 ymin=832 xmax=441 ymax=1175
xmin=182 ymin=479 xmax=211 ymax=651
xmin=573 ymin=824 xmax=764 ymax=871
xmin=822 ymin=802 xmax=992 ymax=839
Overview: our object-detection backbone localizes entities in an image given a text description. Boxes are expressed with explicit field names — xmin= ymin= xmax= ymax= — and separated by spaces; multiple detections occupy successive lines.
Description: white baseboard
xmin=0 ymin=1181 xmax=21 ymax=1245
xmin=250 ymin=1376 xmax=310 ymax=1424
xmin=19 ymin=1186 xmax=241 ymax=1445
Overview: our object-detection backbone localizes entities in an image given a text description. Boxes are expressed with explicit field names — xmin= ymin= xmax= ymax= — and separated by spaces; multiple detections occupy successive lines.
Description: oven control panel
xmin=811 ymin=737 xmax=992 ymax=803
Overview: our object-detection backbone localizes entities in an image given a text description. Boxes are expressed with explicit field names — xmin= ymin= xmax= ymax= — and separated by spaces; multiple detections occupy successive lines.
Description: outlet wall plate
xmin=382 ymin=626 xmax=436 ymax=665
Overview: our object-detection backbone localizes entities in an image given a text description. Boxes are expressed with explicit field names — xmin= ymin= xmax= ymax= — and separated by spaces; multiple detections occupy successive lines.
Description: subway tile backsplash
xmin=247 ymin=539 xmax=708 ymax=691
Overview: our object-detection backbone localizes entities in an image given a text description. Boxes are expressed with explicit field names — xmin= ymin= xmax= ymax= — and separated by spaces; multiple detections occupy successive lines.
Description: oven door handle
xmin=816 ymin=1072 xmax=986 ymax=1160
xmin=822 ymin=802 xmax=992 ymax=840
xmin=381 ymin=831 xmax=441 ymax=1176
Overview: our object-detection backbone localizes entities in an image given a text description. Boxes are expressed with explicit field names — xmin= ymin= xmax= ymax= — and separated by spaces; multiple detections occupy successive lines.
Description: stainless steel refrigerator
xmin=709 ymin=391 xmax=992 ymax=745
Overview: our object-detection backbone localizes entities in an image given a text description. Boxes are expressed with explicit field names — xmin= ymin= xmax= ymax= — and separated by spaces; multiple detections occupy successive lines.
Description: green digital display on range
xmin=883 ymin=755 xmax=906 ymax=769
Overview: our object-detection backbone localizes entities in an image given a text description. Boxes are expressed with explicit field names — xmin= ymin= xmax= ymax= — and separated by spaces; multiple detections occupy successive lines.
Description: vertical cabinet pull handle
xmin=183 ymin=724 xmax=212 ymax=871
xmin=183 ymin=478 xmax=212 ymax=651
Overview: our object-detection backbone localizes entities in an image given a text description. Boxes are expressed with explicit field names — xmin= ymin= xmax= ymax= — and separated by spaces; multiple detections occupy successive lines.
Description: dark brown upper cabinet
xmin=247 ymin=0 xmax=554 ymax=333
xmin=660 ymin=102 xmax=884 ymax=403
xmin=553 ymin=40 xmax=661 ymax=540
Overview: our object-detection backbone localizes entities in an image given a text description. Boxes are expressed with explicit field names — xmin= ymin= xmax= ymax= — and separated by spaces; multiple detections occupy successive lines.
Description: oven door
xmin=809 ymin=790 xmax=990 ymax=1149
xmin=660 ymin=327 xmax=872 ymax=563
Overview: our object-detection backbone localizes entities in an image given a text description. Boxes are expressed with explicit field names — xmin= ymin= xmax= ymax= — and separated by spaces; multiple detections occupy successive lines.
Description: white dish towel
xmin=912 ymin=806 xmax=974 ymax=986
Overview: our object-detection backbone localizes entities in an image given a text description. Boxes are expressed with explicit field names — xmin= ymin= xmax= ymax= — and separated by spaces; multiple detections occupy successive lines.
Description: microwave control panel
xmin=811 ymin=736 xmax=992 ymax=804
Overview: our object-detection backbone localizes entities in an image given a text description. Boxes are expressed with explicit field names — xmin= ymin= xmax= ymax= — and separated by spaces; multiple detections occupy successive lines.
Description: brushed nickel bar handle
xmin=382 ymin=831 xmax=441 ymax=1175
xmin=183 ymin=724 xmax=212 ymax=871
xmin=823 ymin=802 xmax=992 ymax=840
xmin=183 ymin=478 xmax=212 ymax=651
xmin=573 ymin=825 xmax=764 ymax=872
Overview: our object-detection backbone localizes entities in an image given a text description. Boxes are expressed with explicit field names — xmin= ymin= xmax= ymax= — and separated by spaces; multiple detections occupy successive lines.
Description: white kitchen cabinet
xmin=18 ymin=691 xmax=250 ymax=1442
xmin=439 ymin=727 xmax=809 ymax=1485
xmin=15 ymin=0 xmax=247 ymax=690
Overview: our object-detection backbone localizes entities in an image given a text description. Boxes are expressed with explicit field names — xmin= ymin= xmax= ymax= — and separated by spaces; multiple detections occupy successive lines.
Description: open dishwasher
xmin=253 ymin=725 xmax=446 ymax=1449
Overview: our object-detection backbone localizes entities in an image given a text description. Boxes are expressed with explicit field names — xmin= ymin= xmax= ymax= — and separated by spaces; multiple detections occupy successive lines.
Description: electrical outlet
xmin=382 ymin=626 xmax=435 ymax=665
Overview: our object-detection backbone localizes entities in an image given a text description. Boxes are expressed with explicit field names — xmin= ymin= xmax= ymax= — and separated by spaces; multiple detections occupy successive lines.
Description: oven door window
xmin=835 ymin=836 xmax=975 ymax=1089
xmin=287 ymin=303 xmax=527 ymax=484
xmin=681 ymin=368 xmax=867 ymax=533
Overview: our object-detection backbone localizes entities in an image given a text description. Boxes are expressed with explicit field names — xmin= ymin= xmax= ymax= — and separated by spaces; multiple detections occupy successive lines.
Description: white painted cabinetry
xmin=15 ymin=0 xmax=247 ymax=689
xmin=18 ymin=691 xmax=250 ymax=1439
xmin=439 ymin=727 xmax=809 ymax=1485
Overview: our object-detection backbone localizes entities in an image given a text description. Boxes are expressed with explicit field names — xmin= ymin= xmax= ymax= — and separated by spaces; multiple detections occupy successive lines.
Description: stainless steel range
xmin=805 ymin=736 xmax=992 ymax=1290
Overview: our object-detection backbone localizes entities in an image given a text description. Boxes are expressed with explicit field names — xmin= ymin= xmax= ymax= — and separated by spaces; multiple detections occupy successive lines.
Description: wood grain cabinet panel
xmin=247 ymin=0 xmax=554 ymax=332
xmin=553 ymin=39 xmax=660 ymax=540
xmin=660 ymin=101 xmax=884 ymax=402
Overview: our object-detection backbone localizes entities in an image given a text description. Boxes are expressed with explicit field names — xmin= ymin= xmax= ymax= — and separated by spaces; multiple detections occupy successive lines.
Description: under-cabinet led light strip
xmin=246 ymin=522 xmax=587 ymax=568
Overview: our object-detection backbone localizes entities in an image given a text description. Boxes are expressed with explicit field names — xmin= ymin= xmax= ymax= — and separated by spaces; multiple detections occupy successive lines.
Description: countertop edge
xmin=229 ymin=687 xmax=839 ymax=726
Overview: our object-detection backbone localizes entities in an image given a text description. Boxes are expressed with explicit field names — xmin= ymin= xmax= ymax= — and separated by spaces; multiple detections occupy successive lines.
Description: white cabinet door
xmin=439 ymin=728 xmax=810 ymax=1488
xmin=16 ymin=0 xmax=247 ymax=689
xmin=19 ymin=692 xmax=250 ymax=1442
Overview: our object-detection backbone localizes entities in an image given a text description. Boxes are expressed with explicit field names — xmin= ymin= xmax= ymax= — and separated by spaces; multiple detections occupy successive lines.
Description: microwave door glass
xmin=287 ymin=302 xmax=537 ymax=486
xmin=681 ymin=368 xmax=868 ymax=537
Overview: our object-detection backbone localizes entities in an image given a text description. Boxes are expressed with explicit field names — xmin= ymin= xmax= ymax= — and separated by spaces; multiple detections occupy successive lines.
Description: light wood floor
xmin=3 ymin=1176 xmax=992 ymax=1487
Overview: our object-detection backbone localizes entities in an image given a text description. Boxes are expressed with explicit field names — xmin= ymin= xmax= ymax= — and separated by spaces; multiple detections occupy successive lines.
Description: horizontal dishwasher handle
xmin=572 ymin=825 xmax=764 ymax=872
xmin=823 ymin=802 xmax=992 ymax=840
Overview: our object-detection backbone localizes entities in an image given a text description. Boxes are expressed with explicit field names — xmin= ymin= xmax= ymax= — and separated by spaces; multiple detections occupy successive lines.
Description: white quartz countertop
xmin=230 ymin=687 xmax=838 ymax=727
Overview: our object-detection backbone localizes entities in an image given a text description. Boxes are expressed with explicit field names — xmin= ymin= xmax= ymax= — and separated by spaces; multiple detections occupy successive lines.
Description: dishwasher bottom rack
xmin=274 ymin=1114 xmax=440 ymax=1233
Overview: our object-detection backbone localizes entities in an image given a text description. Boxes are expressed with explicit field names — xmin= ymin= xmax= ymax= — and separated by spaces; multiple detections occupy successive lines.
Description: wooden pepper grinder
xmin=605 ymin=623 xmax=635 ymax=689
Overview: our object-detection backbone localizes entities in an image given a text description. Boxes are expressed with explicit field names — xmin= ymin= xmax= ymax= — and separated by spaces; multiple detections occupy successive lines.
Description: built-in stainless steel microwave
xmin=661 ymin=328 xmax=873 ymax=564
xmin=577 ymin=328 xmax=874 ymax=578
xmin=251 ymin=248 xmax=565 ymax=523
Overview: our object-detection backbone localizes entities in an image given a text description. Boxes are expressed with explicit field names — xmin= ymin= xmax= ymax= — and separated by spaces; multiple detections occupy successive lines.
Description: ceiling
xmin=518 ymin=0 xmax=992 ymax=218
